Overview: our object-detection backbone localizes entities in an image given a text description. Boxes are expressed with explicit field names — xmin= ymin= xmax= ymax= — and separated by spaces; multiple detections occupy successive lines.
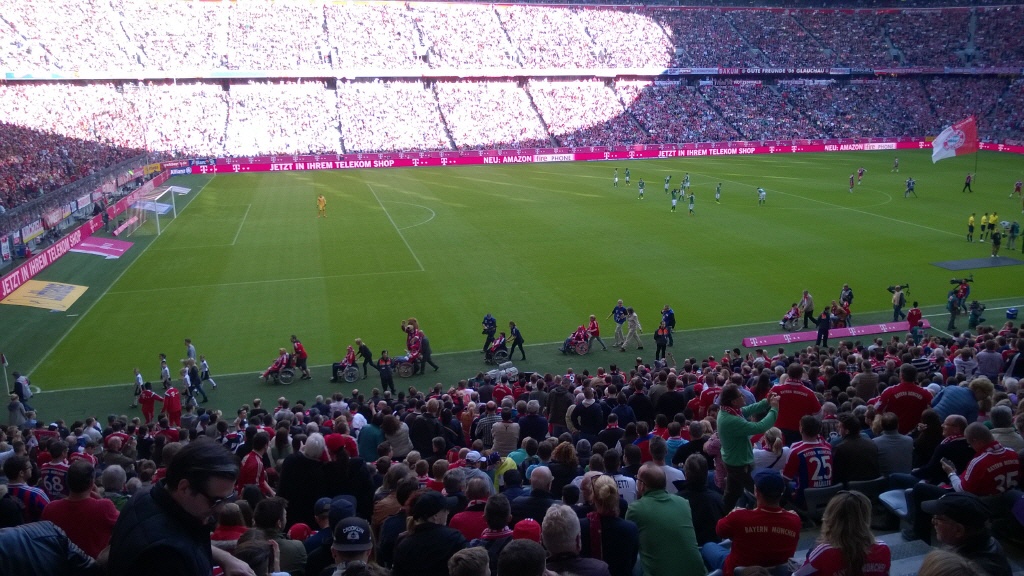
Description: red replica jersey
xmin=716 ymin=506 xmax=801 ymax=576
xmin=237 ymin=451 xmax=271 ymax=496
xmin=906 ymin=308 xmax=922 ymax=328
xmin=163 ymin=388 xmax=182 ymax=413
xmin=293 ymin=341 xmax=308 ymax=360
xmin=492 ymin=384 xmax=512 ymax=404
xmin=588 ymin=320 xmax=600 ymax=337
xmin=698 ymin=386 xmax=722 ymax=419
xmin=67 ymin=452 xmax=98 ymax=467
xmin=39 ymin=460 xmax=71 ymax=500
xmin=858 ymin=168 xmax=865 ymax=177
xmin=139 ymin=389 xmax=163 ymax=410
xmin=784 ymin=440 xmax=833 ymax=490
xmin=961 ymin=441 xmax=1021 ymax=496
xmin=774 ymin=382 xmax=822 ymax=432
xmin=795 ymin=541 xmax=891 ymax=576
xmin=874 ymin=382 xmax=932 ymax=435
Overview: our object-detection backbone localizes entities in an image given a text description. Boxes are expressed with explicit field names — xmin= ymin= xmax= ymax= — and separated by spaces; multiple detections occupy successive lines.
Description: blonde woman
xmin=579 ymin=474 xmax=639 ymax=576
xmin=794 ymin=491 xmax=890 ymax=576
xmin=752 ymin=427 xmax=790 ymax=472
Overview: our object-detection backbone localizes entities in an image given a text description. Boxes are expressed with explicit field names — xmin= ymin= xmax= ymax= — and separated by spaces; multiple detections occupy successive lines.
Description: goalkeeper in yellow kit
xmin=317 ymin=194 xmax=327 ymax=218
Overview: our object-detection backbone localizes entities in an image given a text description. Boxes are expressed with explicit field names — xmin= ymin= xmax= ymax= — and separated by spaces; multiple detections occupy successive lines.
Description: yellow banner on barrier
xmin=144 ymin=163 xmax=162 ymax=175
xmin=1 ymin=280 xmax=88 ymax=311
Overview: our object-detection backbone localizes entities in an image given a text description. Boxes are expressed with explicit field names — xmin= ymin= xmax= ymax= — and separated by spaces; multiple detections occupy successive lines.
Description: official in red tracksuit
xmin=138 ymin=383 xmax=163 ymax=424
xmin=161 ymin=382 xmax=182 ymax=427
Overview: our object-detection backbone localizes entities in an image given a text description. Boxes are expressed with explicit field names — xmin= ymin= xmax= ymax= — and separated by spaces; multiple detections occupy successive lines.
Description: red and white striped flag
xmin=931 ymin=116 xmax=979 ymax=163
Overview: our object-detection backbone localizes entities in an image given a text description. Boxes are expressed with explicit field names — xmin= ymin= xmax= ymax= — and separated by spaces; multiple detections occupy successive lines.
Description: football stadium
xmin=0 ymin=0 xmax=1023 ymax=574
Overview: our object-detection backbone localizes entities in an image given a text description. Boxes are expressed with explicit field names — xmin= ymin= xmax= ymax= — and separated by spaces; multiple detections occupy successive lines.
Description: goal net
xmin=123 ymin=185 xmax=189 ymax=237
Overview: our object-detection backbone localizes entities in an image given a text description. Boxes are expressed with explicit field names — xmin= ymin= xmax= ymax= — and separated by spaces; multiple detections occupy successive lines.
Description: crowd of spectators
xmin=657 ymin=10 xmax=759 ymax=68
xmin=529 ymin=80 xmax=648 ymax=147
xmin=326 ymin=4 xmax=427 ymax=71
xmin=888 ymin=10 xmax=970 ymax=67
xmin=3 ymin=3 xmax=1024 ymax=73
xmin=616 ymin=82 xmax=740 ymax=144
xmin=973 ymin=5 xmax=1024 ymax=68
xmin=434 ymin=82 xmax=550 ymax=151
xmin=498 ymin=7 xmax=601 ymax=70
xmin=2 ymin=317 xmax=1023 ymax=576
xmin=226 ymin=81 xmax=341 ymax=156
xmin=412 ymin=5 xmax=519 ymax=69
xmin=336 ymin=81 xmax=450 ymax=154
xmin=783 ymin=80 xmax=939 ymax=139
xmin=576 ymin=8 xmax=673 ymax=69
xmin=792 ymin=12 xmax=894 ymax=68
xmin=701 ymin=85 xmax=818 ymax=141
xmin=2 ymin=74 xmax=1023 ymax=213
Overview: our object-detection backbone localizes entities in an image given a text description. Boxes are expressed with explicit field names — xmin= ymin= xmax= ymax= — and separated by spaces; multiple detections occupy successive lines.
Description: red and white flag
xmin=0 ymin=353 xmax=7 ymax=366
xmin=932 ymin=116 xmax=979 ymax=163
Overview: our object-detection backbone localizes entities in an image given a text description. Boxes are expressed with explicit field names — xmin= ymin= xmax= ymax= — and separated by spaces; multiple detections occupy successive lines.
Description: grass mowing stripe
xmin=26 ymin=175 xmax=215 ymax=375
xmin=231 ymin=204 xmax=251 ymax=245
xmin=105 ymin=269 xmax=424 ymax=295
xmin=367 ymin=183 xmax=424 ymax=271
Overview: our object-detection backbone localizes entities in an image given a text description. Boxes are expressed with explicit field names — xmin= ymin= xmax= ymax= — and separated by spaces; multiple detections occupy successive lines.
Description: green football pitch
xmin=3 ymin=149 xmax=1023 ymax=419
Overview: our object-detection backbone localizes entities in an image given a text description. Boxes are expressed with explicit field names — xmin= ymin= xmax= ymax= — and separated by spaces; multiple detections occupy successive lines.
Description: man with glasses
xmin=2 ymin=455 xmax=48 ymax=523
xmin=108 ymin=439 xmax=255 ymax=576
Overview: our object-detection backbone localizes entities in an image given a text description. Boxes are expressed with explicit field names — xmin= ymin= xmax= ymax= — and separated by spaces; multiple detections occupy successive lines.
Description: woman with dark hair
xmin=911 ymin=409 xmax=943 ymax=468
xmin=269 ymin=428 xmax=291 ymax=470
xmin=795 ymin=491 xmax=890 ymax=576
xmin=676 ymin=454 xmax=725 ymax=546
xmin=381 ymin=415 xmax=413 ymax=461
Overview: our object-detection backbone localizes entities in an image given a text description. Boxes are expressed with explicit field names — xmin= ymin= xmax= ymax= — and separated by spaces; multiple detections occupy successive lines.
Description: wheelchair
xmin=780 ymin=314 xmax=800 ymax=332
xmin=560 ymin=337 xmax=590 ymax=355
xmin=263 ymin=354 xmax=296 ymax=385
xmin=342 ymin=364 xmax=360 ymax=383
xmin=265 ymin=366 xmax=296 ymax=385
xmin=486 ymin=346 xmax=509 ymax=365
xmin=392 ymin=355 xmax=417 ymax=378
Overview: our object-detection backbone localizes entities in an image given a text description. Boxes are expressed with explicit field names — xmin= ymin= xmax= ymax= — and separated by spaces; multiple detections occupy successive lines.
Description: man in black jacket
xmin=392 ymin=491 xmax=467 ymax=576
xmin=108 ymin=439 xmax=253 ymax=576
xmin=570 ymin=388 xmax=604 ymax=443
xmin=923 ymin=493 xmax=1013 ymax=576
xmin=545 ymin=383 xmax=573 ymax=438
xmin=511 ymin=467 xmax=558 ymax=524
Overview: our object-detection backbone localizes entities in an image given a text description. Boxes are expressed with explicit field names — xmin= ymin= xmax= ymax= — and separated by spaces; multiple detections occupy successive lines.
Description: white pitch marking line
xmin=106 ymin=269 xmax=423 ymax=295
xmin=387 ymin=202 xmax=437 ymax=231
xmin=27 ymin=176 xmax=216 ymax=375
xmin=231 ymin=204 xmax=251 ymax=246
xmin=368 ymin=184 xmax=424 ymax=271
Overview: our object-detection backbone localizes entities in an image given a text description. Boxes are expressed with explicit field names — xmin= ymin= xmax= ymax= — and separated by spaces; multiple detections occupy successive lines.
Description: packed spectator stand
xmin=3 ymin=327 xmax=1024 ymax=575
xmin=2 ymin=2 xmax=1024 ymax=216
xmin=2 ymin=2 xmax=1024 ymax=574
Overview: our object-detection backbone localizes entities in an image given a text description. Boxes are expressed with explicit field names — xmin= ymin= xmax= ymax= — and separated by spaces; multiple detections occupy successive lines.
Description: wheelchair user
xmin=261 ymin=348 xmax=291 ymax=380
xmin=779 ymin=303 xmax=799 ymax=326
xmin=560 ymin=325 xmax=589 ymax=354
xmin=406 ymin=331 xmax=425 ymax=375
xmin=486 ymin=331 xmax=508 ymax=363
xmin=331 ymin=345 xmax=358 ymax=383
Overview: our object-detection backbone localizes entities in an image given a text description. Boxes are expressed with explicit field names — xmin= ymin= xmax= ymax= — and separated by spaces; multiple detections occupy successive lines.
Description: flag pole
xmin=2 ymin=364 xmax=8 ymax=397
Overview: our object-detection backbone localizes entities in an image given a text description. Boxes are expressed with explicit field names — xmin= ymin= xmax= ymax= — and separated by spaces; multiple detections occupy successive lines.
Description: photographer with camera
xmin=888 ymin=284 xmax=908 ymax=322
xmin=968 ymin=301 xmax=987 ymax=330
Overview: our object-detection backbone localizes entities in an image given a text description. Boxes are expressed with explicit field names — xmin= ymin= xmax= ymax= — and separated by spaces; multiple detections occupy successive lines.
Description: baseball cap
xmin=487 ymin=452 xmax=502 ymax=466
xmin=465 ymin=451 xmax=483 ymax=463
xmin=324 ymin=434 xmax=346 ymax=455
xmin=332 ymin=517 xmax=373 ymax=552
xmin=921 ymin=493 xmax=990 ymax=529
xmin=513 ymin=518 xmax=541 ymax=542
xmin=314 ymin=497 xmax=333 ymax=517
xmin=753 ymin=469 xmax=787 ymax=499
xmin=288 ymin=523 xmax=315 ymax=542
xmin=411 ymin=490 xmax=452 ymax=521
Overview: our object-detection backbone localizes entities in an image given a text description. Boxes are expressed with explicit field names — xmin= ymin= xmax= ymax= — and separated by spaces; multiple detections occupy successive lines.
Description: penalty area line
xmin=27 ymin=175 xmax=216 ymax=376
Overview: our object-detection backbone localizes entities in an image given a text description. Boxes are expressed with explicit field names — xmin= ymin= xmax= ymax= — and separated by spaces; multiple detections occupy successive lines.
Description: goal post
xmin=126 ymin=185 xmax=180 ymax=237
